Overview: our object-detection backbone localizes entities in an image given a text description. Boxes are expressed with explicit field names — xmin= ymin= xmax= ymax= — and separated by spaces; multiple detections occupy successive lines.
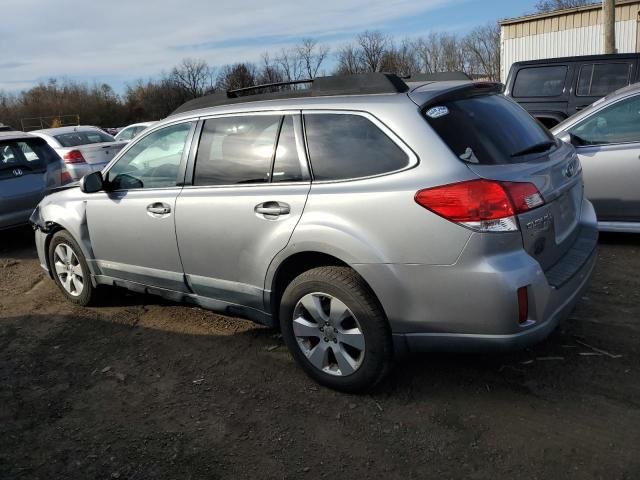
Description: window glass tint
xmin=569 ymin=94 xmax=640 ymax=145
xmin=425 ymin=94 xmax=556 ymax=165
xmin=0 ymin=138 xmax=55 ymax=177
xmin=107 ymin=122 xmax=193 ymax=189
xmin=194 ymin=115 xmax=281 ymax=186
xmin=577 ymin=63 xmax=631 ymax=97
xmin=513 ymin=66 xmax=567 ymax=97
xmin=54 ymin=130 xmax=114 ymax=147
xmin=272 ymin=116 xmax=303 ymax=182
xmin=304 ymin=114 xmax=409 ymax=181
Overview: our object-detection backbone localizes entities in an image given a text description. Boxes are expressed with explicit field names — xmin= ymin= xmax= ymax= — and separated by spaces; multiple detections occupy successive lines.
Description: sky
xmin=0 ymin=0 xmax=538 ymax=94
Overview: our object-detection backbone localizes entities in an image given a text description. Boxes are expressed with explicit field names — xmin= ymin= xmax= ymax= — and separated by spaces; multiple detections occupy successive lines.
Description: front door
xmin=86 ymin=121 xmax=196 ymax=291
xmin=568 ymin=93 xmax=640 ymax=222
xmin=176 ymin=113 xmax=310 ymax=312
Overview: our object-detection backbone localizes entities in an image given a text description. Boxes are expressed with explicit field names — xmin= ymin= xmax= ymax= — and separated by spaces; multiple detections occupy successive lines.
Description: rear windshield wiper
xmin=511 ymin=141 xmax=556 ymax=158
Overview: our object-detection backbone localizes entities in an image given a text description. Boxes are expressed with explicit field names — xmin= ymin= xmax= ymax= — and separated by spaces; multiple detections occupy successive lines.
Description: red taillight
xmin=415 ymin=179 xmax=544 ymax=232
xmin=517 ymin=286 xmax=529 ymax=324
xmin=60 ymin=170 xmax=73 ymax=185
xmin=63 ymin=150 xmax=86 ymax=164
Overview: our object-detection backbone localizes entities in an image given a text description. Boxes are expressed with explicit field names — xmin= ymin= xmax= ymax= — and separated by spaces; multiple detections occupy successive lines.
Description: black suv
xmin=504 ymin=53 xmax=640 ymax=128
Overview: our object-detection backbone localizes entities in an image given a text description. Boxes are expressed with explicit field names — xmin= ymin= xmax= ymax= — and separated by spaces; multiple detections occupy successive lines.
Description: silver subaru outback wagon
xmin=31 ymin=73 xmax=598 ymax=392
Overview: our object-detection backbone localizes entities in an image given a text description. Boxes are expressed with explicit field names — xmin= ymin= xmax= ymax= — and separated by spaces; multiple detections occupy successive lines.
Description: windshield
xmin=424 ymin=93 xmax=556 ymax=165
xmin=54 ymin=130 xmax=115 ymax=147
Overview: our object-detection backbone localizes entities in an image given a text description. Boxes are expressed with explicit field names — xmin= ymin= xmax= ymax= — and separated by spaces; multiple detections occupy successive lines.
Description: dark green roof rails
xmin=171 ymin=73 xmax=410 ymax=115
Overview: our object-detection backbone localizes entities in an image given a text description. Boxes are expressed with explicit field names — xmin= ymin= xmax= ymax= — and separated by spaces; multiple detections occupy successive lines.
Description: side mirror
xmin=80 ymin=171 xmax=104 ymax=193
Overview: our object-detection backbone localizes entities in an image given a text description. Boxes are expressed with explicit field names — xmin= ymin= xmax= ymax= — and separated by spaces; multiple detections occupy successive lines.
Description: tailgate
xmin=467 ymin=142 xmax=583 ymax=270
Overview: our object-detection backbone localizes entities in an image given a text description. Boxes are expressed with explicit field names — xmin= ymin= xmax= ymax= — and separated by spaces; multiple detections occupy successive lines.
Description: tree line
xmin=1 ymin=25 xmax=499 ymax=129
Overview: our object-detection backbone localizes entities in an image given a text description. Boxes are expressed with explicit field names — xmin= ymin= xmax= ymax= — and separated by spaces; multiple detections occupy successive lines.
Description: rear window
xmin=54 ymin=130 xmax=114 ymax=147
xmin=304 ymin=114 xmax=409 ymax=181
xmin=0 ymin=138 xmax=58 ymax=179
xmin=513 ymin=66 xmax=567 ymax=97
xmin=577 ymin=63 xmax=631 ymax=97
xmin=424 ymin=94 xmax=556 ymax=165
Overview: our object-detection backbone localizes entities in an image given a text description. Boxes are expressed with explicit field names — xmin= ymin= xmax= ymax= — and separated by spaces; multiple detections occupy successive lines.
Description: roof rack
xmin=171 ymin=73 xmax=410 ymax=115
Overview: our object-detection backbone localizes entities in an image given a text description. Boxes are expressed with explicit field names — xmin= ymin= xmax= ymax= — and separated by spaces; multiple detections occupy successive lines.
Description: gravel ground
xmin=1 ymin=226 xmax=639 ymax=479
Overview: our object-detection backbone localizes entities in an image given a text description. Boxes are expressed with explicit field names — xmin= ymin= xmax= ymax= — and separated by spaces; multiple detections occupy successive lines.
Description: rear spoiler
xmin=411 ymin=82 xmax=504 ymax=110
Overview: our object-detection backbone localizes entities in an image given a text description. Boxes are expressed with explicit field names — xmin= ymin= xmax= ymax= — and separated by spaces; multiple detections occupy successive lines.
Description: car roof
xmin=512 ymin=53 xmax=640 ymax=67
xmin=0 ymin=130 xmax=38 ymax=142
xmin=122 ymin=122 xmax=155 ymax=129
xmin=31 ymin=125 xmax=104 ymax=135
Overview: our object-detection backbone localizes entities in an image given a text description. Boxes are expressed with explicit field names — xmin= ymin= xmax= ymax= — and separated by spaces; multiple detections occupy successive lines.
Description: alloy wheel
xmin=53 ymin=243 xmax=84 ymax=297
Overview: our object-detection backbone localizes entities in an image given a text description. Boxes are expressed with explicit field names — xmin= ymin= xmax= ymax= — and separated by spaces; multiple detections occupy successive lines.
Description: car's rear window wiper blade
xmin=511 ymin=141 xmax=556 ymax=157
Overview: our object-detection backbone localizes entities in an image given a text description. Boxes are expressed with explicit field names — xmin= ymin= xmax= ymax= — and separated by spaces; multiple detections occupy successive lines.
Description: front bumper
xmin=356 ymin=199 xmax=598 ymax=353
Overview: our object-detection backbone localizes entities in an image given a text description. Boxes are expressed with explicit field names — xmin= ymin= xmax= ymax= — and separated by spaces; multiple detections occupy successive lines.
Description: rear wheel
xmin=48 ymin=230 xmax=99 ymax=306
xmin=279 ymin=266 xmax=393 ymax=392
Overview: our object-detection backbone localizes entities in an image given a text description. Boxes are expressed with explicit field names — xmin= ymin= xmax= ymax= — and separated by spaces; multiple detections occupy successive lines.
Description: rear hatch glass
xmin=423 ymin=92 xmax=584 ymax=271
xmin=0 ymin=138 xmax=57 ymax=180
xmin=424 ymin=93 xmax=556 ymax=165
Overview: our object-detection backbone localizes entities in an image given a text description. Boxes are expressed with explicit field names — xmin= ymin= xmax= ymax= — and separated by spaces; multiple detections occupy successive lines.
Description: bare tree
xmin=257 ymin=52 xmax=285 ymax=86
xmin=464 ymin=23 xmax=501 ymax=80
xmin=170 ymin=58 xmax=212 ymax=98
xmin=535 ymin=0 xmax=593 ymax=12
xmin=276 ymin=48 xmax=303 ymax=82
xmin=335 ymin=44 xmax=364 ymax=74
xmin=296 ymin=39 xmax=330 ymax=78
xmin=357 ymin=30 xmax=389 ymax=72
xmin=379 ymin=39 xmax=420 ymax=76
xmin=216 ymin=63 xmax=257 ymax=92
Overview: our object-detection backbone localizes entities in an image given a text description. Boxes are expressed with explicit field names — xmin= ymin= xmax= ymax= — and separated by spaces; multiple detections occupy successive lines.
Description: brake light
xmin=517 ymin=286 xmax=529 ymax=324
xmin=415 ymin=179 xmax=544 ymax=232
xmin=60 ymin=170 xmax=73 ymax=184
xmin=63 ymin=150 xmax=86 ymax=164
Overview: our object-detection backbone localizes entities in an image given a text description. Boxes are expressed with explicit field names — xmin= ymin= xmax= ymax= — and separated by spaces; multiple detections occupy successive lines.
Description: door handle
xmin=147 ymin=202 xmax=171 ymax=215
xmin=255 ymin=201 xmax=290 ymax=217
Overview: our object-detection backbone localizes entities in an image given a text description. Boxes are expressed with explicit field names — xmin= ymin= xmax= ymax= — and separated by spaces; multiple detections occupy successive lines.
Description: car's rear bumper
xmin=356 ymin=199 xmax=598 ymax=353
xmin=0 ymin=208 xmax=34 ymax=230
xmin=66 ymin=161 xmax=108 ymax=180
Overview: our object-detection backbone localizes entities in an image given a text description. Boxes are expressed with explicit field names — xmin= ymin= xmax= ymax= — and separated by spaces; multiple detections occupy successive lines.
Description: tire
xmin=279 ymin=266 xmax=393 ymax=393
xmin=48 ymin=230 xmax=99 ymax=306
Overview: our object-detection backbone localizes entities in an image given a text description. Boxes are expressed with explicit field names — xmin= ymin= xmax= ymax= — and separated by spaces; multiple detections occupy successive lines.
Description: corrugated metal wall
xmin=501 ymin=20 xmax=638 ymax=81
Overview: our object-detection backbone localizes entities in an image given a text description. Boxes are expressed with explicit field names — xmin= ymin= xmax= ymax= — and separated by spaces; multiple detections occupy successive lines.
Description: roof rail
xmin=403 ymin=71 xmax=471 ymax=82
xmin=170 ymin=73 xmax=410 ymax=115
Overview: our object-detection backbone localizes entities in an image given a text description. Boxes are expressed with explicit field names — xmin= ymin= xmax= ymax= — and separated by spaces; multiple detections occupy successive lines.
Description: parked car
xmin=0 ymin=123 xmax=14 ymax=132
xmin=504 ymin=53 xmax=640 ymax=128
xmin=30 ymin=126 xmax=126 ymax=181
xmin=114 ymin=122 xmax=155 ymax=142
xmin=31 ymin=74 xmax=598 ymax=391
xmin=1 ymin=131 xmax=68 ymax=230
xmin=552 ymin=82 xmax=640 ymax=233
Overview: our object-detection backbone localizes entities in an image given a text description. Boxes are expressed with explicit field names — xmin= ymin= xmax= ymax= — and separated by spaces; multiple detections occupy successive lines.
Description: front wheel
xmin=279 ymin=266 xmax=393 ymax=392
xmin=48 ymin=230 xmax=99 ymax=306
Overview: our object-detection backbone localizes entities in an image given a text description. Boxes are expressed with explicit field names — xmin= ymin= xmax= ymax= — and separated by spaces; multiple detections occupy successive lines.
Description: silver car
xmin=0 ymin=131 xmax=67 ymax=230
xmin=31 ymin=126 xmax=126 ymax=181
xmin=552 ymin=83 xmax=640 ymax=233
xmin=114 ymin=122 xmax=155 ymax=142
xmin=31 ymin=74 xmax=598 ymax=391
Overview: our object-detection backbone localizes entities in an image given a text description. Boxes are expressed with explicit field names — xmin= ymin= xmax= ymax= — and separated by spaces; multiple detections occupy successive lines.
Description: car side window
xmin=107 ymin=122 xmax=194 ymax=190
xmin=193 ymin=115 xmax=282 ymax=186
xmin=272 ymin=116 xmax=303 ymax=183
xmin=569 ymin=94 xmax=640 ymax=146
xmin=304 ymin=113 xmax=409 ymax=181
xmin=512 ymin=66 xmax=567 ymax=97
xmin=577 ymin=63 xmax=631 ymax=97
xmin=117 ymin=127 xmax=135 ymax=141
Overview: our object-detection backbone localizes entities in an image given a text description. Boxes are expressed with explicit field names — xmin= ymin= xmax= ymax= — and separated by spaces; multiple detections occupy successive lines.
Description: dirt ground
xmin=0 ymin=226 xmax=639 ymax=480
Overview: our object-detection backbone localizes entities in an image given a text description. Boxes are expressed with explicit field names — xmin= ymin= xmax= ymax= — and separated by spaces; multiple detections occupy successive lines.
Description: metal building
xmin=500 ymin=0 xmax=640 ymax=81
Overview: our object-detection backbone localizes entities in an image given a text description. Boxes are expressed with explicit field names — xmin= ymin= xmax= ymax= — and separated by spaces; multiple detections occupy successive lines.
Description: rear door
xmin=423 ymin=90 xmax=583 ymax=270
xmin=566 ymin=92 xmax=640 ymax=222
xmin=175 ymin=112 xmax=310 ymax=312
xmin=569 ymin=62 xmax=634 ymax=113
